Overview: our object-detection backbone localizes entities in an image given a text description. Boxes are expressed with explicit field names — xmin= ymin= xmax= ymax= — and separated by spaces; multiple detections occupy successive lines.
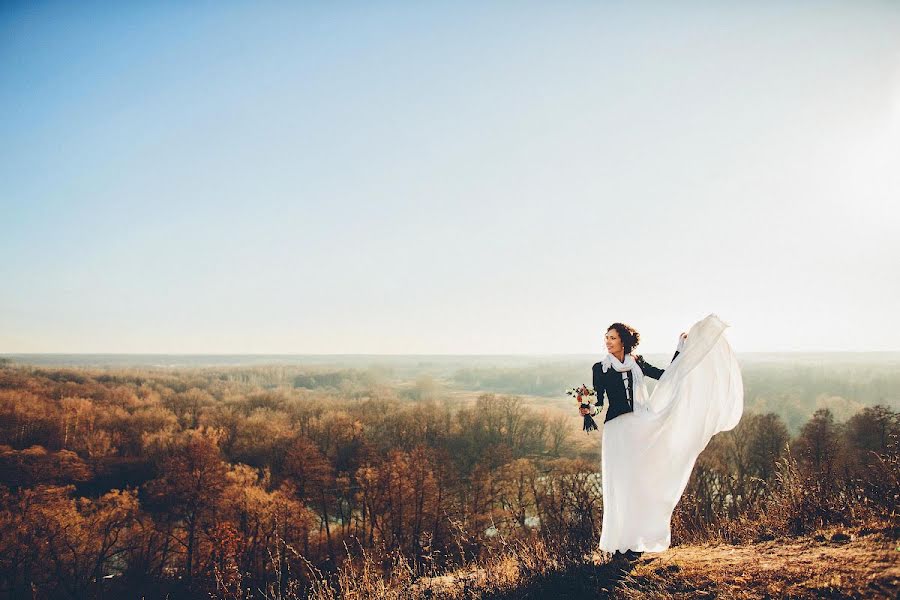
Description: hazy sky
xmin=2 ymin=1 xmax=899 ymax=354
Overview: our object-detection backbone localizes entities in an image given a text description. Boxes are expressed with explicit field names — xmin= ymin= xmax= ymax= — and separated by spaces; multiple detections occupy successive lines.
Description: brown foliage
xmin=0 ymin=363 xmax=897 ymax=599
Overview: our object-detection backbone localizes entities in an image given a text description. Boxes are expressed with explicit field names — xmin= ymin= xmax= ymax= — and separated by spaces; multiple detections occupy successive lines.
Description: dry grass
xmin=608 ymin=522 xmax=898 ymax=599
xmin=295 ymin=521 xmax=898 ymax=600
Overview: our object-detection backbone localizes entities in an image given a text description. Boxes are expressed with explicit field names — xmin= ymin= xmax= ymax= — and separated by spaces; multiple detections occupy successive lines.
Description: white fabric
xmin=598 ymin=313 xmax=744 ymax=553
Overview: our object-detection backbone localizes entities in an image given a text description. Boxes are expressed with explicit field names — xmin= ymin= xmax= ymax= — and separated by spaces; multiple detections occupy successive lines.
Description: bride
xmin=580 ymin=314 xmax=744 ymax=558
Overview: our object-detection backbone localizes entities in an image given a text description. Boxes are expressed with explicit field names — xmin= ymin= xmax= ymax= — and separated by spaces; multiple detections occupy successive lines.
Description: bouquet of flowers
xmin=567 ymin=384 xmax=600 ymax=433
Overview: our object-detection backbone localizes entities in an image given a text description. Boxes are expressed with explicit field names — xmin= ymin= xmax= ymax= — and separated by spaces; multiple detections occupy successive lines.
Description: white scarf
xmin=600 ymin=353 xmax=650 ymax=413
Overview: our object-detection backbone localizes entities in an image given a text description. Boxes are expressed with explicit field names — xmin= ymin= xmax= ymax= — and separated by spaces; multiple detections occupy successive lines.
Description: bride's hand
xmin=579 ymin=406 xmax=591 ymax=416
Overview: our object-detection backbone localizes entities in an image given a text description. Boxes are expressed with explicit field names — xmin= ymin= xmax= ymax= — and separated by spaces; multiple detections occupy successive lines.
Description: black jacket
xmin=592 ymin=350 xmax=680 ymax=423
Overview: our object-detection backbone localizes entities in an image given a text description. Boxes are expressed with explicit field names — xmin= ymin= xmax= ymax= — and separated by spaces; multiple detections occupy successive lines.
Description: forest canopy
xmin=0 ymin=354 xmax=896 ymax=599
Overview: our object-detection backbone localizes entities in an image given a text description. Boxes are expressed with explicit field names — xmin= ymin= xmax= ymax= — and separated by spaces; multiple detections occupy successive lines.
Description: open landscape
xmin=3 ymin=2 xmax=899 ymax=598
xmin=1 ymin=353 xmax=897 ymax=598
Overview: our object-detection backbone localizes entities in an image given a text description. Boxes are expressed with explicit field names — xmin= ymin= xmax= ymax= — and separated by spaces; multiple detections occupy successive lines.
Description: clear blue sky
xmin=2 ymin=1 xmax=899 ymax=354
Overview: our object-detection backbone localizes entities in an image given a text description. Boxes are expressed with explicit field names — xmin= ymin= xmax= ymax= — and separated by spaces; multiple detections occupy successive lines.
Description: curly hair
xmin=607 ymin=322 xmax=641 ymax=354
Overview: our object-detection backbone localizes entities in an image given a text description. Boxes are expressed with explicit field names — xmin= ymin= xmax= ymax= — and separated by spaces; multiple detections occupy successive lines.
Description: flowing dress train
xmin=598 ymin=313 xmax=744 ymax=553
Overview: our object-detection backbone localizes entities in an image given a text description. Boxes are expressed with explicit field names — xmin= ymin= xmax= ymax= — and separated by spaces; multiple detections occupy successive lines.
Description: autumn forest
xmin=0 ymin=354 xmax=897 ymax=599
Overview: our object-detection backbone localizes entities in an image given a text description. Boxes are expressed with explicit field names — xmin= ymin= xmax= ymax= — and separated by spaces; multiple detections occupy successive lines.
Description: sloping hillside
xmin=412 ymin=524 xmax=898 ymax=599
xmin=608 ymin=524 xmax=898 ymax=599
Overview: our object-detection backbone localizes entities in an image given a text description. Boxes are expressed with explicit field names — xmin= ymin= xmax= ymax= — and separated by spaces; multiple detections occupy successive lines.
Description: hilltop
xmin=410 ymin=524 xmax=898 ymax=599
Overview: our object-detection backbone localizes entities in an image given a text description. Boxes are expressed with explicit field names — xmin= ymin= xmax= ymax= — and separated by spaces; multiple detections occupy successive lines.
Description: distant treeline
xmin=452 ymin=364 xmax=579 ymax=397
xmin=292 ymin=368 xmax=381 ymax=391
xmin=5 ymin=354 xmax=897 ymax=434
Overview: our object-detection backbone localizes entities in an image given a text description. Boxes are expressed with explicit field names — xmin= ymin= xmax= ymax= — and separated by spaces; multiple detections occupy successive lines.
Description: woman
xmin=581 ymin=314 xmax=743 ymax=558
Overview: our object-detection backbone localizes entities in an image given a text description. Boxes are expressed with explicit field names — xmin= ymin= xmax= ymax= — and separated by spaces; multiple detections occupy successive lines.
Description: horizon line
xmin=4 ymin=351 xmax=900 ymax=357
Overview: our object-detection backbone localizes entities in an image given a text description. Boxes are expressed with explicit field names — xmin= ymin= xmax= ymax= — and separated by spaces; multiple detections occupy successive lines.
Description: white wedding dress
xmin=598 ymin=313 xmax=743 ymax=553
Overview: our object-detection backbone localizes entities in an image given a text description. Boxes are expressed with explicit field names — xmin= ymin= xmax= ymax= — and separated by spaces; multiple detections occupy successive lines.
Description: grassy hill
xmin=398 ymin=522 xmax=899 ymax=599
